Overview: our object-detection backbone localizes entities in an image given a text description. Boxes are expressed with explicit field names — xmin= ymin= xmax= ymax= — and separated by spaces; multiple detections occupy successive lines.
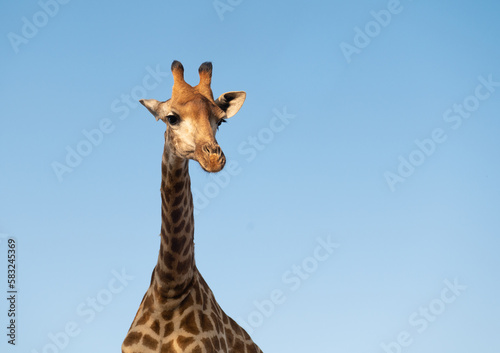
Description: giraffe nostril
xmin=202 ymin=144 xmax=222 ymax=156
xmin=202 ymin=145 xmax=211 ymax=154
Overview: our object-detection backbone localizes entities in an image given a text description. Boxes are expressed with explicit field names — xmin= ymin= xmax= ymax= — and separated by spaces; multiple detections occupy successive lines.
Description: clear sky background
xmin=1 ymin=0 xmax=499 ymax=352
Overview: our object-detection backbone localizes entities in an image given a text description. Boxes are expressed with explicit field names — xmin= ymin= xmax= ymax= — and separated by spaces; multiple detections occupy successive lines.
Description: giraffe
xmin=122 ymin=60 xmax=263 ymax=353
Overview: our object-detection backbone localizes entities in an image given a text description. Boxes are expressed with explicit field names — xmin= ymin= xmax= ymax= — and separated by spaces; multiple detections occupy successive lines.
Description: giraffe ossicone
xmin=122 ymin=61 xmax=262 ymax=353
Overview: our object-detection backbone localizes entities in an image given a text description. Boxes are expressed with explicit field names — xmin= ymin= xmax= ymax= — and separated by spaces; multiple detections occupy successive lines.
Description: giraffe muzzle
xmin=197 ymin=143 xmax=226 ymax=173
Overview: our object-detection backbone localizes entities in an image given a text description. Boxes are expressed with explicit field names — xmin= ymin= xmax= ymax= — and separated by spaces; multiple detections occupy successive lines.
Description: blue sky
xmin=1 ymin=0 xmax=500 ymax=352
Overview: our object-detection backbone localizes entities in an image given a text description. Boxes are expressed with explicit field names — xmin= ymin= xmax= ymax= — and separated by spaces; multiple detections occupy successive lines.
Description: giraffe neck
xmin=152 ymin=138 xmax=195 ymax=301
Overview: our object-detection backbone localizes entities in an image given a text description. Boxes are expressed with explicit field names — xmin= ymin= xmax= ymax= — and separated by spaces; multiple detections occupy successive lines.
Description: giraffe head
xmin=140 ymin=60 xmax=246 ymax=173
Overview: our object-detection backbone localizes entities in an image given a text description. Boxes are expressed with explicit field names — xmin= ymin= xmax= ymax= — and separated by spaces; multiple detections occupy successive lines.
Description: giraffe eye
xmin=217 ymin=118 xmax=227 ymax=127
xmin=166 ymin=114 xmax=179 ymax=125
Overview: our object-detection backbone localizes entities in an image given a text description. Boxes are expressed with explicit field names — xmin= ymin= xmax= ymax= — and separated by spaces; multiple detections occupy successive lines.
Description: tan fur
xmin=122 ymin=61 xmax=260 ymax=353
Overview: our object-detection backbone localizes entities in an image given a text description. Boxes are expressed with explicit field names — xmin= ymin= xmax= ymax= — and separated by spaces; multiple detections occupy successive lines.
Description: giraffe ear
xmin=139 ymin=99 xmax=171 ymax=122
xmin=215 ymin=91 xmax=246 ymax=118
